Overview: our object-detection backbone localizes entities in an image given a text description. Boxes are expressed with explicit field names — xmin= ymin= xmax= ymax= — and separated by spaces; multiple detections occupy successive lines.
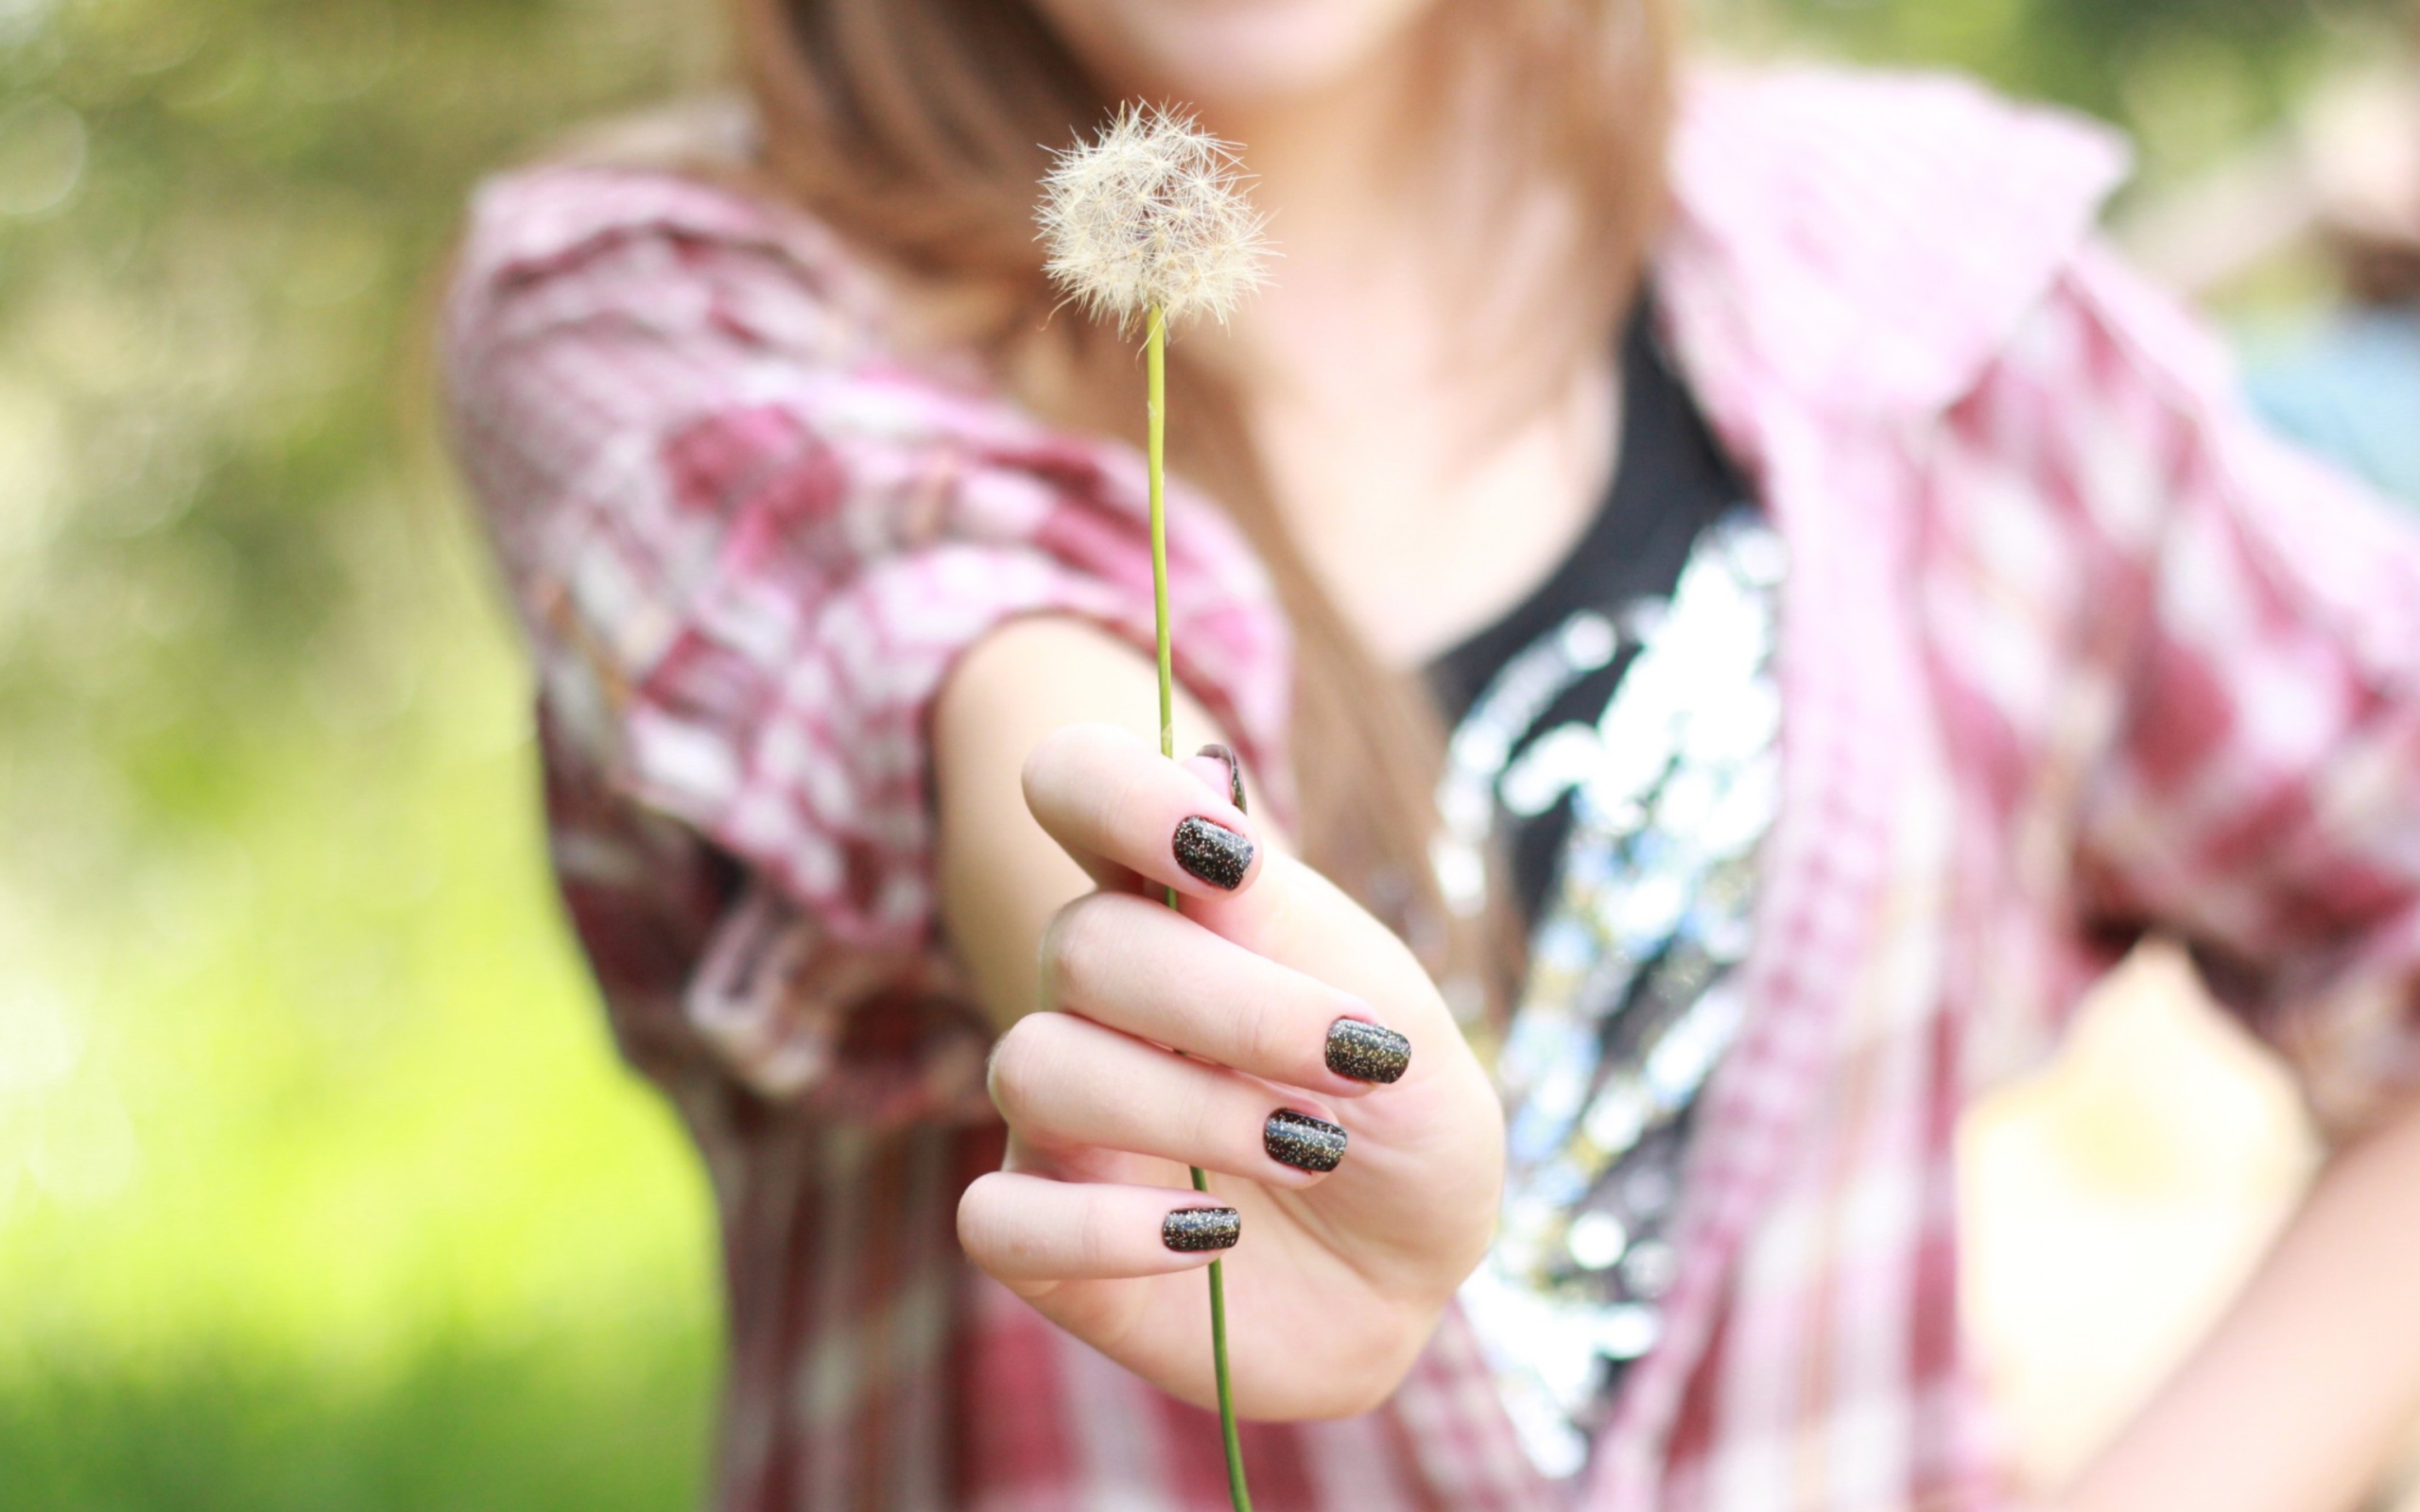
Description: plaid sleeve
xmin=2047 ymin=244 xmax=2420 ymax=1137
xmin=441 ymin=166 xmax=1290 ymax=1113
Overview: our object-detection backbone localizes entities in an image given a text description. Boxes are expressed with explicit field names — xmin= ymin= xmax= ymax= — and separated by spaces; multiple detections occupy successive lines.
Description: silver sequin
xmin=1450 ymin=512 xmax=1784 ymax=1480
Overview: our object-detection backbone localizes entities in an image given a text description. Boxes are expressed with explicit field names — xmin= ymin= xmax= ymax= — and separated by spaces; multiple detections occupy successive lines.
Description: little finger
xmin=958 ymin=1170 xmax=1241 ymax=1281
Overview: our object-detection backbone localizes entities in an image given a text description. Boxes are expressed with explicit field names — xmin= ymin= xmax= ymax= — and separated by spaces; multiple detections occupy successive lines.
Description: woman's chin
xmin=1033 ymin=0 xmax=1439 ymax=116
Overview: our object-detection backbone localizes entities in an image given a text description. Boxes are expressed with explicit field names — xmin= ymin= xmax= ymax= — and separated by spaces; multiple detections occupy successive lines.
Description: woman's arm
xmin=2062 ymin=1095 xmax=2420 ymax=1512
xmin=2022 ymin=245 xmax=2420 ymax=1511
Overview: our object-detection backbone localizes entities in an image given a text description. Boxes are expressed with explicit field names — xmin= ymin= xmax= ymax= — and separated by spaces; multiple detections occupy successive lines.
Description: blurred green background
xmin=0 ymin=4 xmax=724 ymax=1508
xmin=0 ymin=1 xmax=2406 ymax=1509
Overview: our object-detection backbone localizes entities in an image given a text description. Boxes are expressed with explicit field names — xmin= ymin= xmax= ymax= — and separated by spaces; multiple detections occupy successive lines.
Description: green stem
xmin=1147 ymin=303 xmax=1253 ymax=1512
xmin=1146 ymin=306 xmax=1174 ymax=763
xmin=1195 ymin=1168 xmax=1252 ymax=1512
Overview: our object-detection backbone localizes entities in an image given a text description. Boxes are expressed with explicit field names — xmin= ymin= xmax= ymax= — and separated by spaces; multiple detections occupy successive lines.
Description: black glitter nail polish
xmin=1173 ymin=816 xmax=1253 ymax=890
xmin=1196 ymin=743 xmax=1246 ymax=813
xmin=1325 ymin=1019 xmax=1411 ymax=1085
xmin=1263 ymin=1109 xmax=1347 ymax=1173
xmin=1162 ymin=1206 xmax=1241 ymax=1252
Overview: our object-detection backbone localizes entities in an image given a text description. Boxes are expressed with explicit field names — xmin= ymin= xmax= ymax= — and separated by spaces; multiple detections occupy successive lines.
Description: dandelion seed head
xmin=1038 ymin=104 xmax=1270 ymax=330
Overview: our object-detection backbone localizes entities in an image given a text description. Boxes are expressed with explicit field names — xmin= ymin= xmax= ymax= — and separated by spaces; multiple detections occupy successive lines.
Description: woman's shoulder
xmin=450 ymin=96 xmax=888 ymax=360
xmin=1661 ymin=63 xmax=2135 ymax=421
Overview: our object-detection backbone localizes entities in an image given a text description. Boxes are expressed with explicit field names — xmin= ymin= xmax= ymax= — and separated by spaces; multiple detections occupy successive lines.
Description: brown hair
xmin=728 ymin=0 xmax=1676 ymax=1004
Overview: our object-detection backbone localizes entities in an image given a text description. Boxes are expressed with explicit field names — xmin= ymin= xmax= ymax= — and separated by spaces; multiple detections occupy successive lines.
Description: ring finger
xmin=989 ymin=1011 xmax=1351 ymax=1187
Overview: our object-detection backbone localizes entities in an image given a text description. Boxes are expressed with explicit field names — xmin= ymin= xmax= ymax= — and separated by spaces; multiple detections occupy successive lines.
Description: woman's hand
xmin=955 ymin=722 xmax=1505 ymax=1419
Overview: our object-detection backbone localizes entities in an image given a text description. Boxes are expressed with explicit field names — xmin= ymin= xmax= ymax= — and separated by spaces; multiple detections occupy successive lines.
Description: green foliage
xmin=3 ymin=1332 xmax=715 ymax=1512
xmin=0 ymin=2 xmax=722 ymax=1508
xmin=1711 ymin=0 xmax=2406 ymax=182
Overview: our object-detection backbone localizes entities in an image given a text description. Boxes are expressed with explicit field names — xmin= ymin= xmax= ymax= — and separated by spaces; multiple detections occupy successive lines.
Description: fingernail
xmin=1197 ymin=743 xmax=1246 ymax=813
xmin=1174 ymin=816 xmax=1253 ymax=890
xmin=1264 ymin=1109 xmax=1347 ymax=1173
xmin=1162 ymin=1206 xmax=1241 ymax=1252
xmin=1325 ymin=1019 xmax=1411 ymax=1085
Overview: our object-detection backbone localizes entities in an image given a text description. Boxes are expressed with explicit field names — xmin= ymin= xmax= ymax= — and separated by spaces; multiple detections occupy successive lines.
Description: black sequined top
xmin=1427 ymin=300 xmax=1782 ymax=1478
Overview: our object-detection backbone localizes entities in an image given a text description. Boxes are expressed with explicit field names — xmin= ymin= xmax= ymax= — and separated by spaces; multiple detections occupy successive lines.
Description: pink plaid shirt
xmin=444 ymin=68 xmax=2420 ymax=1512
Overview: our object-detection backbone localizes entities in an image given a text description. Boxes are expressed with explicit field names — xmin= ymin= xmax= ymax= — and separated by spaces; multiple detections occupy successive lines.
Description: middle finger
xmin=1041 ymin=890 xmax=1413 ymax=1097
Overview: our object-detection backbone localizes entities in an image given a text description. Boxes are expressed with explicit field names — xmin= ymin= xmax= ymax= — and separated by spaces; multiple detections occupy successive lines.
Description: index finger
xmin=1023 ymin=728 xmax=1443 ymax=1043
xmin=1022 ymin=723 xmax=1263 ymax=901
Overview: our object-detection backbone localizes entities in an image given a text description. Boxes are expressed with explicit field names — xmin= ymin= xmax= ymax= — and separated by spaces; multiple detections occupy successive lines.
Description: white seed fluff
xmin=1038 ymin=105 xmax=1269 ymax=330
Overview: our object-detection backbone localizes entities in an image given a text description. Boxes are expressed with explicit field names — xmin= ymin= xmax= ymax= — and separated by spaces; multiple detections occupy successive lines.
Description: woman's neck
xmin=1114 ymin=44 xmax=1625 ymax=669
xmin=1199 ymin=57 xmax=1424 ymax=266
xmin=1183 ymin=41 xmax=1458 ymax=382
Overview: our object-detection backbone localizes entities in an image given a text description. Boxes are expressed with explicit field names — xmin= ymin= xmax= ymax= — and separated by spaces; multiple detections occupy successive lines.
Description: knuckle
xmin=1180 ymin=1072 xmax=1232 ymax=1159
xmin=1019 ymin=728 xmax=1070 ymax=801
xmin=956 ymin=1176 xmax=1011 ymax=1264
xmin=1081 ymin=738 xmax=1159 ymax=830
xmin=1072 ymin=763 xmax=1148 ymax=857
xmin=1024 ymin=724 xmax=1128 ymax=808
xmin=1037 ymin=895 xmax=1115 ymax=1007
xmin=1230 ymin=991 xmax=1292 ymax=1073
xmin=1096 ymin=751 xmax=1151 ymax=820
xmin=1074 ymin=1207 xmax=1113 ymax=1274
xmin=986 ymin=1014 xmax=1063 ymax=1121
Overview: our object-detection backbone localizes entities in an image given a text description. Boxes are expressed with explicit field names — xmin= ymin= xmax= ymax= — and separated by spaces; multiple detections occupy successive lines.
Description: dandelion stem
xmin=1146 ymin=301 xmax=1252 ymax=1512
xmin=1147 ymin=305 xmax=1174 ymax=765
xmin=1197 ymin=1170 xmax=1253 ymax=1512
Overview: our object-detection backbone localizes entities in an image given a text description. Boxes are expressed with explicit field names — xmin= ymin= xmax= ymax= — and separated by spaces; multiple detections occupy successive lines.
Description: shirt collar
xmin=1656 ymin=67 xmax=2132 ymax=436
